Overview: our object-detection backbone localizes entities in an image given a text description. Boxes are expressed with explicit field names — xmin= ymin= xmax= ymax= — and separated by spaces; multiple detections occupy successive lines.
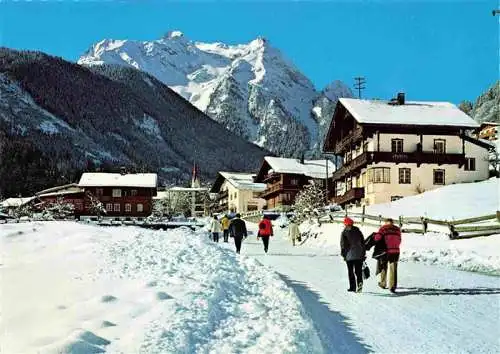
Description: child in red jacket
xmin=374 ymin=218 xmax=401 ymax=293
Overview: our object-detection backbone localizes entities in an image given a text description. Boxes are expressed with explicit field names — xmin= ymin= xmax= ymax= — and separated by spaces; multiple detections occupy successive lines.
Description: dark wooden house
xmin=254 ymin=157 xmax=335 ymax=210
xmin=78 ymin=172 xmax=158 ymax=217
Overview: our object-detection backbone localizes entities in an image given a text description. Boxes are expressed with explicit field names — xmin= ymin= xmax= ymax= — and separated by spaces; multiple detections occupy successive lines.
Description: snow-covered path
xmin=231 ymin=227 xmax=500 ymax=353
xmin=1 ymin=222 xmax=323 ymax=354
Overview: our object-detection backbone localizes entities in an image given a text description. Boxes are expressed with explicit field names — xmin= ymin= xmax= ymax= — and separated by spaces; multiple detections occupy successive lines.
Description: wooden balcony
xmin=334 ymin=127 xmax=364 ymax=154
xmin=332 ymin=151 xmax=466 ymax=181
xmin=372 ymin=151 xmax=466 ymax=166
xmin=332 ymin=152 xmax=370 ymax=181
xmin=259 ymin=184 xmax=300 ymax=199
xmin=217 ymin=190 xmax=228 ymax=201
xmin=259 ymin=183 xmax=283 ymax=198
xmin=262 ymin=173 xmax=281 ymax=183
xmin=333 ymin=187 xmax=365 ymax=205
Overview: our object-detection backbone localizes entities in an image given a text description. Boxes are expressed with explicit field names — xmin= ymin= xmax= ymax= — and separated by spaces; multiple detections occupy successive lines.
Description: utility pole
xmin=353 ymin=77 xmax=366 ymax=99
xmin=325 ymin=156 xmax=329 ymax=205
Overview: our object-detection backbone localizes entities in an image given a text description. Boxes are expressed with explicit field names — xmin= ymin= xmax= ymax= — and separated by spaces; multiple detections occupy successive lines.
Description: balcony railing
xmin=332 ymin=152 xmax=370 ymax=181
xmin=259 ymin=183 xmax=283 ymax=198
xmin=259 ymin=183 xmax=301 ymax=199
xmin=332 ymin=151 xmax=466 ymax=181
xmin=333 ymin=187 xmax=365 ymax=205
xmin=334 ymin=127 xmax=364 ymax=154
xmin=217 ymin=190 xmax=228 ymax=201
xmin=262 ymin=173 xmax=280 ymax=183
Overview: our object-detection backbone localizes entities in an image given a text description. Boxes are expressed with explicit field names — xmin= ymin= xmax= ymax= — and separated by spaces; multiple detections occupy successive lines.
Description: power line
xmin=353 ymin=77 xmax=366 ymax=99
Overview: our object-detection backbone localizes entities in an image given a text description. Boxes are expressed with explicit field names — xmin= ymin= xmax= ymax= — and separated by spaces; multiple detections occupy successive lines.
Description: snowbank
xmin=1 ymin=222 xmax=322 ymax=353
xmin=357 ymin=178 xmax=499 ymax=220
xmin=299 ymin=221 xmax=500 ymax=275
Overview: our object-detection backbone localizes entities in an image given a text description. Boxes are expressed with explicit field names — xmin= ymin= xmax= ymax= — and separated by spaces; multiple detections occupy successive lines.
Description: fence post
xmin=448 ymin=223 xmax=457 ymax=239
xmin=398 ymin=216 xmax=403 ymax=228
xmin=378 ymin=215 xmax=382 ymax=225
xmin=497 ymin=210 xmax=500 ymax=222
xmin=421 ymin=217 xmax=428 ymax=234
xmin=362 ymin=205 xmax=365 ymax=223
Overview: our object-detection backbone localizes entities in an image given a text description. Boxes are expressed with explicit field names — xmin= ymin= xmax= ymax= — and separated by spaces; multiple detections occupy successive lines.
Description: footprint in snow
xmin=156 ymin=291 xmax=173 ymax=301
xmin=101 ymin=295 xmax=118 ymax=303
xmin=101 ymin=320 xmax=117 ymax=328
xmin=58 ymin=330 xmax=111 ymax=354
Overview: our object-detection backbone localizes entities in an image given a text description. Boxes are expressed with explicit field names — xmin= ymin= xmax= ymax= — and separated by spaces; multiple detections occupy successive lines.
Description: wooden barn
xmin=78 ymin=172 xmax=158 ymax=218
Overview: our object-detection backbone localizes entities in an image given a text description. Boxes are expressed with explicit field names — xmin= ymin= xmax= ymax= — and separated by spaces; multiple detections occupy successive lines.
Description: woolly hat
xmin=344 ymin=217 xmax=354 ymax=226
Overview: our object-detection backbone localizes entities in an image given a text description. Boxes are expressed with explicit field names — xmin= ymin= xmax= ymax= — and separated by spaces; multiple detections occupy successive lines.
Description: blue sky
xmin=1 ymin=0 xmax=498 ymax=103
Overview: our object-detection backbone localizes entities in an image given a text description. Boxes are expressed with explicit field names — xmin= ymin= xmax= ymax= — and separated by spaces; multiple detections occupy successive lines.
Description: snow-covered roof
xmin=264 ymin=157 xmax=336 ymax=179
xmin=219 ymin=172 xmax=267 ymax=192
xmin=78 ymin=173 xmax=157 ymax=188
xmin=169 ymin=187 xmax=208 ymax=192
xmin=0 ymin=211 xmax=12 ymax=218
xmin=339 ymin=98 xmax=479 ymax=128
xmin=0 ymin=197 xmax=36 ymax=208
xmin=36 ymin=184 xmax=84 ymax=197
xmin=37 ymin=189 xmax=84 ymax=198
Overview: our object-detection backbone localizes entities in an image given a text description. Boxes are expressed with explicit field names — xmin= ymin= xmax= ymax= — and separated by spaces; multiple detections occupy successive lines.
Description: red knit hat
xmin=344 ymin=217 xmax=354 ymax=226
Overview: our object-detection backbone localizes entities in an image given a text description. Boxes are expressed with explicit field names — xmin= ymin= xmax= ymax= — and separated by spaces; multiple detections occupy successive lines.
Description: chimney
xmin=397 ymin=92 xmax=405 ymax=105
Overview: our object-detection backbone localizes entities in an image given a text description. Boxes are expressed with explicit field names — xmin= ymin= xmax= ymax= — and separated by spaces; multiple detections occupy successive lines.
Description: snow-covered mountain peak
xmin=165 ymin=30 xmax=184 ymax=39
xmin=322 ymin=80 xmax=355 ymax=102
xmin=79 ymin=32 xmax=353 ymax=157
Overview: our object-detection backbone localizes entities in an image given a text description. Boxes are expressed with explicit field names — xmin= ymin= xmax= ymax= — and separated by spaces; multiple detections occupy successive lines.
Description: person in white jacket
xmin=210 ymin=216 xmax=222 ymax=242
xmin=288 ymin=219 xmax=301 ymax=246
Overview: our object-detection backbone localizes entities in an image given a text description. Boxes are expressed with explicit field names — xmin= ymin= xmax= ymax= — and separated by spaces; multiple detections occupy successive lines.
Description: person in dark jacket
xmin=340 ymin=217 xmax=366 ymax=292
xmin=257 ymin=215 xmax=273 ymax=253
xmin=229 ymin=213 xmax=247 ymax=254
xmin=373 ymin=218 xmax=402 ymax=293
xmin=365 ymin=232 xmax=387 ymax=278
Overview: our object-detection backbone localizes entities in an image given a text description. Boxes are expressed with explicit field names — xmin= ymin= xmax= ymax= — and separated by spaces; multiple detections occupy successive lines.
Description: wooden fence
xmin=320 ymin=209 xmax=500 ymax=240
xmin=239 ymin=208 xmax=500 ymax=239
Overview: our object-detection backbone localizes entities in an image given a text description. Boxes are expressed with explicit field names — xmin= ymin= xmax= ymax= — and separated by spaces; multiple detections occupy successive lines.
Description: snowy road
xmin=232 ymin=227 xmax=500 ymax=354
xmin=2 ymin=221 xmax=499 ymax=353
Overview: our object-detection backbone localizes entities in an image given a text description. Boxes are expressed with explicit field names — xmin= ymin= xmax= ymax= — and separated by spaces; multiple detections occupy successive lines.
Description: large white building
xmin=210 ymin=172 xmax=266 ymax=214
xmin=323 ymin=94 xmax=492 ymax=206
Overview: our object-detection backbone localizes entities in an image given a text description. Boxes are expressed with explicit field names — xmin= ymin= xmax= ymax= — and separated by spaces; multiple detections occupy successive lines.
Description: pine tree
xmin=293 ymin=180 xmax=325 ymax=223
xmin=86 ymin=192 xmax=106 ymax=218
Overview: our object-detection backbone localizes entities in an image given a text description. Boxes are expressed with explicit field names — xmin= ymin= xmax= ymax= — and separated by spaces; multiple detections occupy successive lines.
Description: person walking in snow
xmin=288 ymin=218 xmax=300 ymax=246
xmin=340 ymin=217 xmax=366 ymax=293
xmin=373 ymin=218 xmax=401 ymax=293
xmin=229 ymin=213 xmax=247 ymax=254
xmin=257 ymin=215 xmax=273 ymax=253
xmin=365 ymin=231 xmax=388 ymax=284
xmin=210 ymin=216 xmax=222 ymax=242
xmin=221 ymin=214 xmax=230 ymax=243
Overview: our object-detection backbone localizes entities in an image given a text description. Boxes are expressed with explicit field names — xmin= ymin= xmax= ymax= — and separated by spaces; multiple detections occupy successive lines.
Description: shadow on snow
xmin=244 ymin=253 xmax=337 ymax=257
xmin=279 ymin=274 xmax=371 ymax=354
xmin=366 ymin=287 xmax=500 ymax=297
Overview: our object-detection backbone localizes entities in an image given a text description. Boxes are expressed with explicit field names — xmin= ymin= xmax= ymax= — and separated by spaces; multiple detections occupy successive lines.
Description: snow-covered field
xmin=1 ymin=222 xmax=321 ymax=353
xmin=355 ymin=177 xmax=499 ymax=220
